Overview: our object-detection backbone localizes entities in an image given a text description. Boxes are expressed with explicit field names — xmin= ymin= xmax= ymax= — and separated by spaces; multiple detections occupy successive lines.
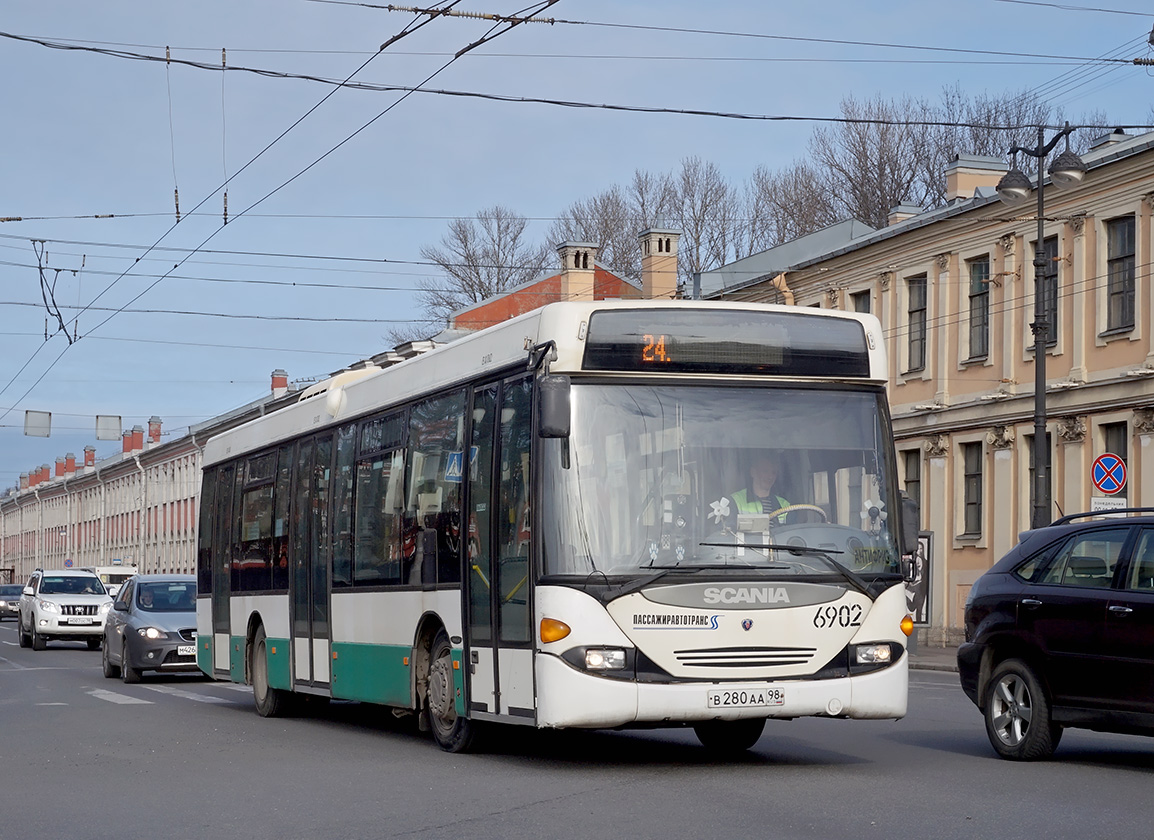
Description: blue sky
xmin=2 ymin=0 xmax=1152 ymax=486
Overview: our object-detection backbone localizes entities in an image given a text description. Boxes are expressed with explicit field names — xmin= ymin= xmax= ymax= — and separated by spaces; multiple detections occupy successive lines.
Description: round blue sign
xmin=64 ymin=558 xmax=73 ymax=567
xmin=1092 ymin=453 xmax=1127 ymax=496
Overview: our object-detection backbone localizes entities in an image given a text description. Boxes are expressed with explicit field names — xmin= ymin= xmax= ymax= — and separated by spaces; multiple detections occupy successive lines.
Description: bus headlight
xmin=584 ymin=648 xmax=626 ymax=670
xmin=854 ymin=644 xmax=893 ymax=665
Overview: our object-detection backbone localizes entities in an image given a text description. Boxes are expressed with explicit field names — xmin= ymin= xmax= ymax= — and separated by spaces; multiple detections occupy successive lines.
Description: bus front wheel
xmin=693 ymin=718 xmax=766 ymax=753
xmin=251 ymin=626 xmax=288 ymax=718
xmin=427 ymin=630 xmax=475 ymax=753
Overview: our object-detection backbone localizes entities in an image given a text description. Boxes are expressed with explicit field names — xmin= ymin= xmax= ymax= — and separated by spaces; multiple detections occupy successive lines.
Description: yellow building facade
xmin=707 ymin=131 xmax=1154 ymax=642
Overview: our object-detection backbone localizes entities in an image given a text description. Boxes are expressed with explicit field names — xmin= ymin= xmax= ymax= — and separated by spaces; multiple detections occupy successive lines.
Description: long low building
xmin=0 ymin=372 xmax=299 ymax=584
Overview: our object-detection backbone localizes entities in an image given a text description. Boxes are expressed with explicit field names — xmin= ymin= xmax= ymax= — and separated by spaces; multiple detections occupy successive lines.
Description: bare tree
xmin=745 ymin=160 xmax=838 ymax=253
xmin=411 ymin=206 xmax=550 ymax=334
xmin=674 ymin=156 xmax=741 ymax=281
xmin=550 ymin=168 xmax=677 ymax=280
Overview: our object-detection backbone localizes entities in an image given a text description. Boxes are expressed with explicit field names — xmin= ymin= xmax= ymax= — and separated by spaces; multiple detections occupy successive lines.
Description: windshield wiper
xmin=600 ymin=566 xmax=711 ymax=601
xmin=701 ymin=541 xmax=872 ymax=597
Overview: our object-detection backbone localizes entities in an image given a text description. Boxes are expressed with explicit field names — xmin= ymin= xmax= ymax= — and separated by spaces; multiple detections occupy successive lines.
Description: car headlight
xmin=584 ymin=648 xmax=627 ymax=670
xmin=138 ymin=627 xmax=167 ymax=640
xmin=37 ymin=599 xmax=61 ymax=614
xmin=99 ymin=601 xmax=113 ymax=614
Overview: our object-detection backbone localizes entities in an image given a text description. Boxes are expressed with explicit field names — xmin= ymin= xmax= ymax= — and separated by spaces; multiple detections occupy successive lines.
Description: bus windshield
xmin=541 ymin=384 xmax=902 ymax=579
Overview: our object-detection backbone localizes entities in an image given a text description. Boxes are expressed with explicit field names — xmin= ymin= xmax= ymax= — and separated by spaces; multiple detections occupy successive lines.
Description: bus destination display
xmin=582 ymin=309 xmax=870 ymax=377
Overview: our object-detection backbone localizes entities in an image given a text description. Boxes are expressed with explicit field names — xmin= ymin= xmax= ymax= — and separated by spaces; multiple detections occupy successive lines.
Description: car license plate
xmin=707 ymin=687 xmax=785 ymax=708
xmin=67 ymin=616 xmax=93 ymax=625
xmin=177 ymin=645 xmax=196 ymax=656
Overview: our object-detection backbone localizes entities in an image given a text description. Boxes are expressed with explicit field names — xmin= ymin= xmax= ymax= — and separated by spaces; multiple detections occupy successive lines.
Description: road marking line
xmin=218 ymin=683 xmax=251 ymax=693
xmin=143 ymin=684 xmax=231 ymax=704
xmin=37 ymin=702 xmax=69 ymax=706
xmin=88 ymin=689 xmax=153 ymax=705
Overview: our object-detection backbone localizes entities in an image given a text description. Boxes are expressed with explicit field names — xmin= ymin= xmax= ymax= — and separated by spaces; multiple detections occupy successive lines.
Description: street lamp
xmin=996 ymin=124 xmax=1087 ymax=530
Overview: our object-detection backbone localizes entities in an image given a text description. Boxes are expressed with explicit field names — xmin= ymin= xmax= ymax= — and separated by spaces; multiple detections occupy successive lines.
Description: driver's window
xmin=118 ymin=581 xmax=134 ymax=609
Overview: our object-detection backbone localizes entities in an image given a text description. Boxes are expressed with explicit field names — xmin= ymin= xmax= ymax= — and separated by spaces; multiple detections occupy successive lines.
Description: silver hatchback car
xmin=101 ymin=574 xmax=199 ymax=683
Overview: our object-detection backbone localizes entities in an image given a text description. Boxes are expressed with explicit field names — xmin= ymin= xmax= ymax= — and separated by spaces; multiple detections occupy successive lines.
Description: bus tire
xmin=251 ymin=625 xmax=288 ymax=718
xmin=693 ymin=718 xmax=766 ymax=753
xmin=427 ymin=630 xmax=475 ymax=753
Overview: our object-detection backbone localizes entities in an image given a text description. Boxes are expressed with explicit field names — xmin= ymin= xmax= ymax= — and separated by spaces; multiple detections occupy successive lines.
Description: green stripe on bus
xmin=453 ymin=647 xmax=466 ymax=717
xmin=197 ymin=636 xmax=212 ymax=676
xmin=266 ymin=637 xmax=291 ymax=690
xmin=330 ymin=641 xmax=412 ymax=706
xmin=230 ymin=636 xmax=246 ymax=683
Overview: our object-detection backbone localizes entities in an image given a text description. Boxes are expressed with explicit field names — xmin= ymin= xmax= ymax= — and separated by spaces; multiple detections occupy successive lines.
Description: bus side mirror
xmin=900 ymin=492 xmax=920 ymax=558
xmin=537 ymin=375 xmax=570 ymax=439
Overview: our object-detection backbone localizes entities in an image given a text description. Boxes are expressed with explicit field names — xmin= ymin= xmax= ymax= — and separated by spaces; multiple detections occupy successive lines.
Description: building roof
xmin=703 ymin=130 xmax=1154 ymax=299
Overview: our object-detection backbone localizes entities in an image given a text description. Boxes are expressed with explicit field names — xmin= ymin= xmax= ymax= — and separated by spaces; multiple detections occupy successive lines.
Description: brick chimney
xmin=639 ymin=228 xmax=681 ymax=299
xmin=122 ymin=430 xmax=133 ymax=454
xmin=131 ymin=425 xmax=144 ymax=451
xmin=65 ymin=452 xmax=76 ymax=476
xmin=84 ymin=446 xmax=96 ymax=469
xmin=148 ymin=416 xmax=162 ymax=444
xmin=55 ymin=457 xmax=65 ymax=478
xmin=19 ymin=472 xmax=28 ymax=490
xmin=271 ymin=369 xmax=289 ymax=398
xmin=40 ymin=464 xmax=50 ymax=484
xmin=556 ymin=242 xmax=598 ymax=302
xmin=945 ymin=154 xmax=1007 ymax=202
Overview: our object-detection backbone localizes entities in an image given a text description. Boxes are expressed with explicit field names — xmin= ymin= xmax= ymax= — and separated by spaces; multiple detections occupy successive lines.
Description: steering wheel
xmin=765 ymin=503 xmax=828 ymax=523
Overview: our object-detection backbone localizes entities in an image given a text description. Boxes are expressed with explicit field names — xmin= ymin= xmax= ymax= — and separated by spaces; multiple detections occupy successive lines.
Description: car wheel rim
xmin=990 ymin=674 xmax=1032 ymax=747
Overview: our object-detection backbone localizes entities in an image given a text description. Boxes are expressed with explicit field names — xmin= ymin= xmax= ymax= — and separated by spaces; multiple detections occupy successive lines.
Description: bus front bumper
xmin=534 ymin=651 xmax=908 ymax=729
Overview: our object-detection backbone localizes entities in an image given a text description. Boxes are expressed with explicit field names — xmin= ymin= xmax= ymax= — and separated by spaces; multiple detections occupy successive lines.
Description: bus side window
xmin=331 ymin=423 xmax=357 ymax=588
xmin=404 ymin=391 xmax=466 ymax=587
xmin=271 ymin=446 xmax=292 ymax=590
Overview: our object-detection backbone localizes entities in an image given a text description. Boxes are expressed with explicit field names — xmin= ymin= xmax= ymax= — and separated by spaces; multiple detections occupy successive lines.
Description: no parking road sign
xmin=1092 ymin=453 xmax=1127 ymax=496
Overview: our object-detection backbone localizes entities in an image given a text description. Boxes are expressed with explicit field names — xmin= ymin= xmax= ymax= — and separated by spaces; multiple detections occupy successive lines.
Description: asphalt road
xmin=1 ymin=619 xmax=1151 ymax=840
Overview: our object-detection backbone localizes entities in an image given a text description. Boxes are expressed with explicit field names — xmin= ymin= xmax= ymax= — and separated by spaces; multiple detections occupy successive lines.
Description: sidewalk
xmin=908 ymin=642 xmax=958 ymax=672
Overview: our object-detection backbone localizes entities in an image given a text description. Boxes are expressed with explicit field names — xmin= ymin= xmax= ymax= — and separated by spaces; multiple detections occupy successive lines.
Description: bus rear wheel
xmin=427 ymin=630 xmax=475 ymax=753
xmin=251 ymin=626 xmax=289 ymax=718
xmin=693 ymin=718 xmax=766 ymax=753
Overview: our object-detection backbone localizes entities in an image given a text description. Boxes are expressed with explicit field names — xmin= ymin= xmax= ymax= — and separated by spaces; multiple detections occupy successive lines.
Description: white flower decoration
xmin=709 ymin=497 xmax=731 ymax=525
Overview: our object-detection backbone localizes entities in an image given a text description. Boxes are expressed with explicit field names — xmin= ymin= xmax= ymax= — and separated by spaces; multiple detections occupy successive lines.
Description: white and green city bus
xmin=196 ymin=300 xmax=918 ymax=752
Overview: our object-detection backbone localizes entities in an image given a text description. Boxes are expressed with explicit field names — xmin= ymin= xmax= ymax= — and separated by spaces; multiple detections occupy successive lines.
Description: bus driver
xmin=710 ymin=450 xmax=794 ymax=530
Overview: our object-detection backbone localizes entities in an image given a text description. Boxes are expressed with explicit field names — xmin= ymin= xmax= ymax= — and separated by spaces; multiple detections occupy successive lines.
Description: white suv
xmin=19 ymin=569 xmax=113 ymax=651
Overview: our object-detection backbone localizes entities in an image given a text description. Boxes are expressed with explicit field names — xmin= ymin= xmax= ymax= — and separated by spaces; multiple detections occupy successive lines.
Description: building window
xmin=907 ymin=275 xmax=927 ymax=372
xmin=903 ymin=449 xmax=921 ymax=513
xmin=1106 ymin=216 xmax=1135 ymax=332
xmin=1103 ymin=422 xmax=1128 ymax=467
xmin=962 ymin=442 xmax=983 ymax=537
xmin=1026 ymin=433 xmax=1052 ymax=522
xmin=1031 ymin=236 xmax=1058 ymax=348
xmin=967 ymin=256 xmax=990 ymax=359
xmin=851 ymin=290 xmax=871 ymax=314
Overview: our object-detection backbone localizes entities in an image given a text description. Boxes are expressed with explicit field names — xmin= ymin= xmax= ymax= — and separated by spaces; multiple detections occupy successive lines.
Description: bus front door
xmin=466 ymin=379 xmax=535 ymax=722
xmin=291 ymin=436 xmax=332 ymax=690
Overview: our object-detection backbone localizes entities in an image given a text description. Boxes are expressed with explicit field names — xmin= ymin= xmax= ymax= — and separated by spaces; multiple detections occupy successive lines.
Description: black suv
xmin=958 ymin=509 xmax=1154 ymax=760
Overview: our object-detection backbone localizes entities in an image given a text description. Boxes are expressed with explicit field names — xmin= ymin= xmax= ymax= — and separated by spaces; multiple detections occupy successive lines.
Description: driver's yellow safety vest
xmin=731 ymin=489 xmax=791 ymax=523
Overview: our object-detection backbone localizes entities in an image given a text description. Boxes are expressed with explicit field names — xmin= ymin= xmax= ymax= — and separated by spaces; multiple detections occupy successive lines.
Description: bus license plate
xmin=707 ymin=687 xmax=785 ymax=708
xmin=177 ymin=645 xmax=196 ymax=656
